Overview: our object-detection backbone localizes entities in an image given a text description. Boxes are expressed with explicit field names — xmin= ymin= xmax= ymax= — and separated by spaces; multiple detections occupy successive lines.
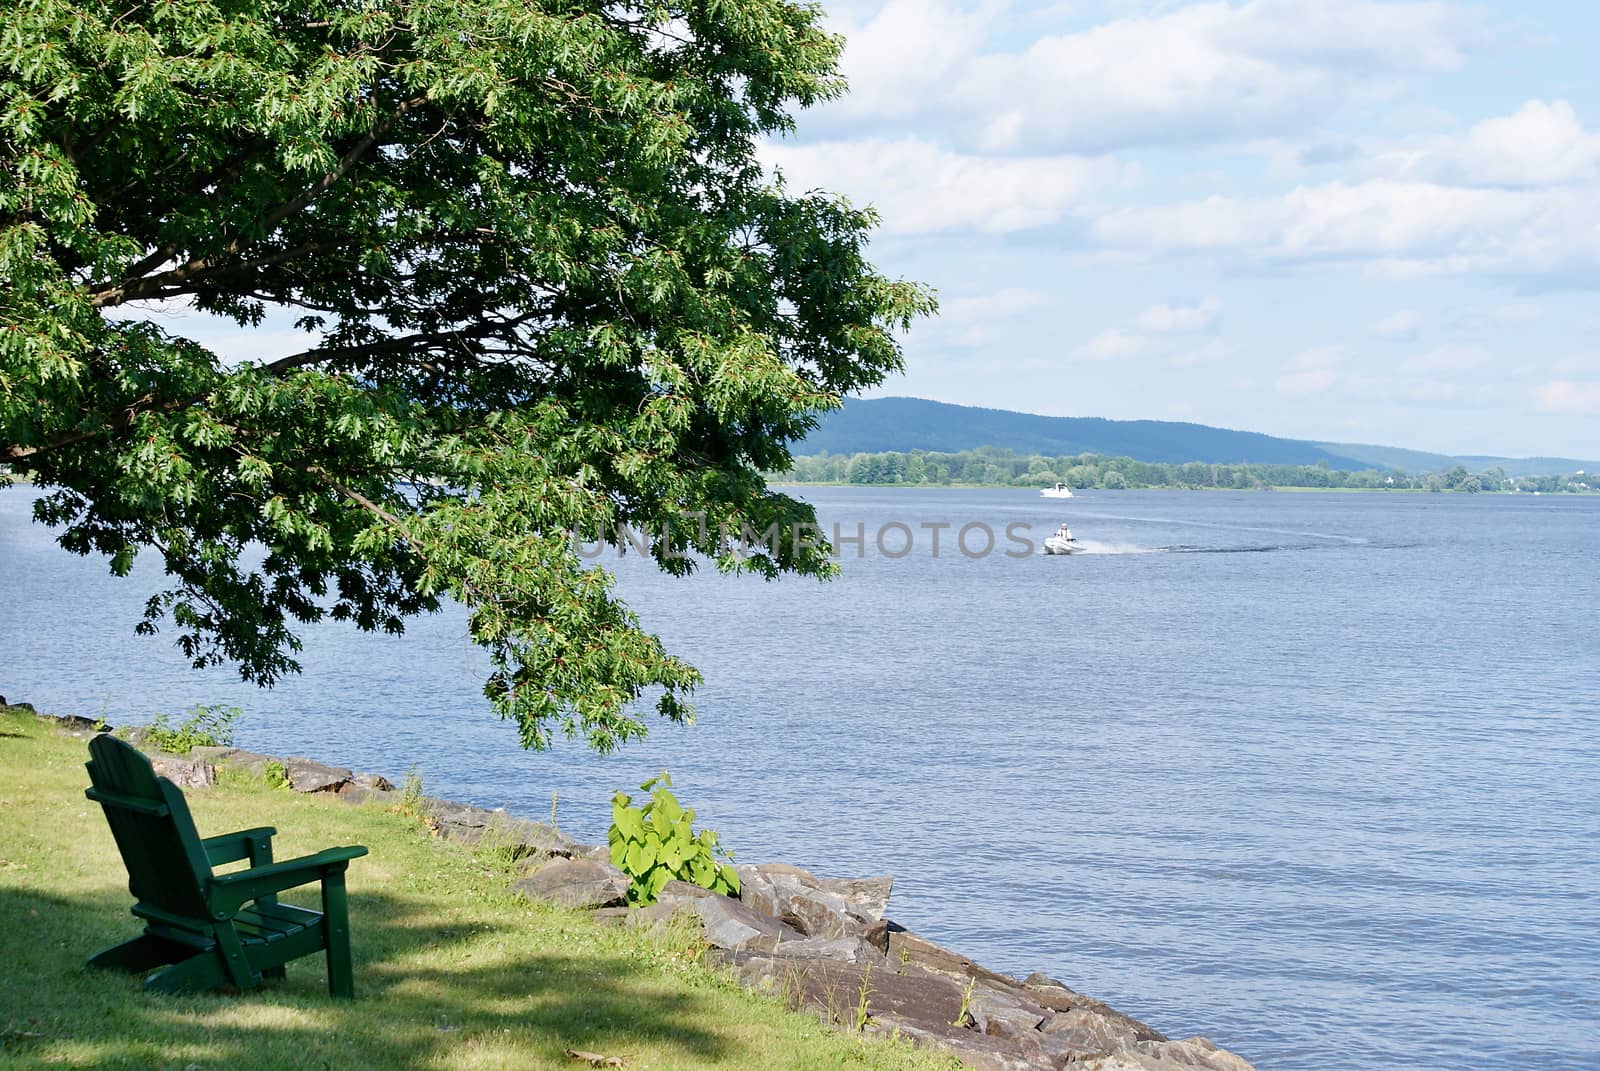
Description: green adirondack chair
xmin=83 ymin=733 xmax=368 ymax=997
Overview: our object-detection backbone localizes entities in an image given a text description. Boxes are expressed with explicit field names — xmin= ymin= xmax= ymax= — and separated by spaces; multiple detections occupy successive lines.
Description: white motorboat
xmin=1043 ymin=523 xmax=1082 ymax=555
xmin=1040 ymin=483 xmax=1075 ymax=499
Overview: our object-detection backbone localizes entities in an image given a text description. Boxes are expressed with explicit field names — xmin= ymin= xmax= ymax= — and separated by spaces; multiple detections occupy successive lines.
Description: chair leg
xmin=143 ymin=950 xmax=231 ymax=995
xmin=321 ymin=871 xmax=355 ymax=998
xmin=86 ymin=933 xmax=184 ymax=974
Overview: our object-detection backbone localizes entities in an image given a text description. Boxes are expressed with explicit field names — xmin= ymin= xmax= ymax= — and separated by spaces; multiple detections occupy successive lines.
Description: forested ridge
xmin=781 ymin=448 xmax=1596 ymax=493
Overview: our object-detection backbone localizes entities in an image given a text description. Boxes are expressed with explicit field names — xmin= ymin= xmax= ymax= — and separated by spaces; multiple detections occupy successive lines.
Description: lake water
xmin=2 ymin=485 xmax=1596 ymax=1070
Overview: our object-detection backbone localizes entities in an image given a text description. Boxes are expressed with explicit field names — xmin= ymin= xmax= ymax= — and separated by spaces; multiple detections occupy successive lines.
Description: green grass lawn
xmin=0 ymin=708 xmax=955 ymax=1071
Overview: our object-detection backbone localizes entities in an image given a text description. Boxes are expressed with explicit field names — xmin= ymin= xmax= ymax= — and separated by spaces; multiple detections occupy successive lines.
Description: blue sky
xmin=762 ymin=0 xmax=1600 ymax=458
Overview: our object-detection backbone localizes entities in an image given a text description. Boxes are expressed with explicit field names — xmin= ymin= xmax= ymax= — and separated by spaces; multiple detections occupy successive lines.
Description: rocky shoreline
xmin=18 ymin=704 xmax=1255 ymax=1071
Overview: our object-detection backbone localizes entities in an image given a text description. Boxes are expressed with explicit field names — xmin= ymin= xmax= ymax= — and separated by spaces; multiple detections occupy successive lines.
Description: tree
xmin=1 ymin=0 xmax=932 ymax=752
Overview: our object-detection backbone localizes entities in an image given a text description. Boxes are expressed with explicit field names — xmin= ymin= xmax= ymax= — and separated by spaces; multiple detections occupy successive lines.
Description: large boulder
xmin=770 ymin=936 xmax=886 ymax=966
xmin=150 ymin=755 xmax=216 ymax=789
xmin=512 ymin=858 xmax=629 ymax=909
xmin=867 ymin=1014 xmax=1047 ymax=1071
xmin=1077 ymin=1037 xmax=1256 ymax=1071
xmin=732 ymin=952 xmax=1041 ymax=1070
xmin=735 ymin=863 xmax=893 ymax=940
xmin=1022 ymin=974 xmax=1166 ymax=1043
xmin=885 ymin=925 xmax=1021 ymax=990
xmin=188 ymin=746 xmax=276 ymax=777
xmin=694 ymin=894 xmax=803 ymax=954
xmin=281 ymin=756 xmax=353 ymax=793
xmin=965 ymin=984 xmax=1049 ymax=1039
xmin=335 ymin=784 xmax=402 ymax=807
xmin=1041 ymin=1008 xmax=1153 ymax=1061
xmin=816 ymin=875 xmax=893 ymax=921
xmin=425 ymin=799 xmax=574 ymax=858
xmin=783 ymin=891 xmax=858 ymax=939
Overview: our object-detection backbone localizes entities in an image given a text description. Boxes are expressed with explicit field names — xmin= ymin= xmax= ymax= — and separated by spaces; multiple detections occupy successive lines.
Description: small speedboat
xmin=1043 ymin=523 xmax=1082 ymax=555
xmin=1040 ymin=483 xmax=1075 ymax=499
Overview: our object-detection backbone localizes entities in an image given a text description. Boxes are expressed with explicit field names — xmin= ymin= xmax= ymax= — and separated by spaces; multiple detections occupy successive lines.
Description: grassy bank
xmin=0 ymin=707 xmax=953 ymax=1071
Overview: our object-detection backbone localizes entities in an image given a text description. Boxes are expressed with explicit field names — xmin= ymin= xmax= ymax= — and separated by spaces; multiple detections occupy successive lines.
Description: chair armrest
xmin=202 ymin=827 xmax=278 ymax=866
xmin=205 ymin=845 xmax=368 ymax=916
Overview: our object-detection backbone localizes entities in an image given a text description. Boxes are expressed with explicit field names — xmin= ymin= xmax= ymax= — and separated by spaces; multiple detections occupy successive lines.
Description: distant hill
xmin=797 ymin=398 xmax=1597 ymax=476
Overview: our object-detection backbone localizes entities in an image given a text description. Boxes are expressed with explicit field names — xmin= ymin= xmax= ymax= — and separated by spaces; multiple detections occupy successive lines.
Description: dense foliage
xmin=783 ymin=448 xmax=1597 ymax=493
xmin=0 ymin=0 xmax=931 ymax=750
xmin=141 ymin=703 xmax=241 ymax=755
xmin=608 ymin=772 xmax=738 ymax=905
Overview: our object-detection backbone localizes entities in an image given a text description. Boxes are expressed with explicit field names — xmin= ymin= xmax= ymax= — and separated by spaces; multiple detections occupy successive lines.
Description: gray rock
xmin=426 ymin=799 xmax=575 ymax=858
xmin=730 ymin=951 xmax=967 ymax=1026
xmin=350 ymin=772 xmax=395 ymax=791
xmin=736 ymin=864 xmax=893 ymax=938
xmin=885 ymin=925 xmax=1019 ymax=990
xmin=625 ymin=900 xmax=695 ymax=934
xmin=861 ymin=917 xmax=891 ymax=956
xmin=1041 ymin=1008 xmax=1149 ymax=1061
xmin=336 ymin=785 xmax=402 ymax=807
xmin=966 ymin=983 xmax=1048 ymax=1039
xmin=750 ymin=862 xmax=822 ymax=884
xmin=770 ymin=936 xmax=886 ymax=965
xmin=150 ymin=756 xmax=217 ymax=789
xmin=734 ymin=866 xmax=782 ymax=917
xmin=866 ymin=1014 xmax=1046 ymax=1071
xmin=656 ymin=879 xmax=715 ymax=903
xmin=200 ymin=747 xmax=277 ymax=777
xmin=1076 ymin=1037 xmax=1256 ymax=1071
xmin=512 ymin=858 xmax=629 ymax=909
xmin=783 ymin=892 xmax=860 ymax=939
xmin=817 ymin=875 xmax=894 ymax=921
xmin=281 ymin=756 xmax=353 ymax=793
xmin=694 ymin=894 xmax=803 ymax=954
xmin=187 ymin=745 xmax=241 ymax=764
xmin=1024 ymin=977 xmax=1166 ymax=1043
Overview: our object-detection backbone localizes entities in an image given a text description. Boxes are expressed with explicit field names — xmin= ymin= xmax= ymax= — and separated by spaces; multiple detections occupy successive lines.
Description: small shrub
xmin=395 ymin=766 xmax=426 ymax=818
xmin=144 ymin=704 xmax=240 ymax=755
xmin=263 ymin=760 xmax=291 ymax=790
xmin=608 ymin=772 xmax=738 ymax=905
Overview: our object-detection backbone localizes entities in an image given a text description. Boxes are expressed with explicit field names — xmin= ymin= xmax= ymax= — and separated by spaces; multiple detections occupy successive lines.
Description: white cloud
xmin=761 ymin=137 xmax=1120 ymax=235
xmin=1076 ymin=329 xmax=1154 ymax=361
xmin=1172 ymin=340 xmax=1237 ymax=366
xmin=931 ymin=288 xmax=1054 ymax=348
xmin=1407 ymin=378 xmax=1462 ymax=401
xmin=1091 ymin=179 xmax=1600 ymax=277
xmin=1534 ymin=380 xmax=1600 ymax=413
xmin=1278 ymin=368 xmax=1339 ymax=396
xmin=1495 ymin=301 xmax=1543 ymax=323
xmin=827 ymin=0 xmax=1485 ymax=152
xmin=1137 ymin=296 xmax=1221 ymax=333
xmin=1287 ymin=346 xmax=1342 ymax=370
xmin=827 ymin=0 xmax=992 ymax=123
xmin=1553 ymin=353 xmax=1600 ymax=374
xmin=1375 ymin=100 xmax=1600 ymax=188
xmin=941 ymin=288 xmax=1054 ymax=321
xmin=1402 ymin=345 xmax=1489 ymax=373
xmin=1277 ymin=346 xmax=1340 ymax=395
xmin=1373 ymin=310 xmax=1421 ymax=337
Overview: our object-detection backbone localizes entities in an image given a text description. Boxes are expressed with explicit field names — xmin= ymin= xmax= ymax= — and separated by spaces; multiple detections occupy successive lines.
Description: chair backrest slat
xmin=85 ymin=735 xmax=213 ymax=920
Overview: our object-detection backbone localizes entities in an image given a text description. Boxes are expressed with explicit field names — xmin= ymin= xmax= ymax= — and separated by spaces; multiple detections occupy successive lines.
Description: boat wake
xmin=1066 ymin=540 xmax=1161 ymax=555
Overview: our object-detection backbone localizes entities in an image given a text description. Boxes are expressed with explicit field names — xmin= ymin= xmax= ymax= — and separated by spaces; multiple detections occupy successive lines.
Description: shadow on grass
xmin=0 ymin=883 xmax=732 ymax=1069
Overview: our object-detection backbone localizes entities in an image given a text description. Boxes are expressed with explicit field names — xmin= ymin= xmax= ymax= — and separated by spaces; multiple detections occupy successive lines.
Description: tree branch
xmin=89 ymin=95 xmax=430 ymax=309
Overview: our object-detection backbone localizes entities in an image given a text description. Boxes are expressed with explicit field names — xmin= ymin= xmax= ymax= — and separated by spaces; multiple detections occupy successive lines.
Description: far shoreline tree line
xmin=779 ymin=448 xmax=1595 ymax=494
